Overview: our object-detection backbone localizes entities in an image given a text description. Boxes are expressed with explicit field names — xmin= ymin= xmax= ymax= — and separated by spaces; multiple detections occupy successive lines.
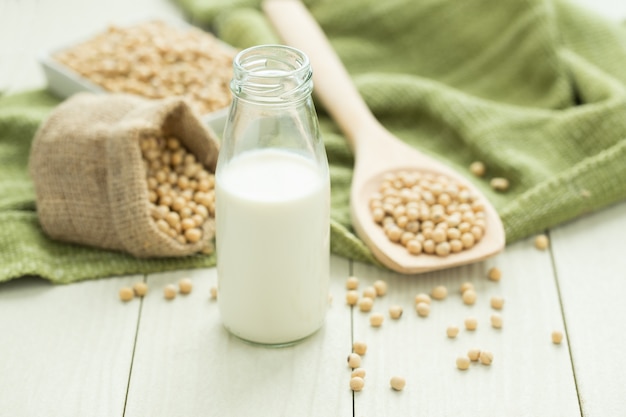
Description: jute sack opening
xmin=29 ymin=92 xmax=220 ymax=258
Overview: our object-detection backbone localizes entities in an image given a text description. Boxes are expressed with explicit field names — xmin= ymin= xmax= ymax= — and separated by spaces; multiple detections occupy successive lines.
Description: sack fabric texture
xmin=30 ymin=93 xmax=218 ymax=258
xmin=1 ymin=0 xmax=626 ymax=283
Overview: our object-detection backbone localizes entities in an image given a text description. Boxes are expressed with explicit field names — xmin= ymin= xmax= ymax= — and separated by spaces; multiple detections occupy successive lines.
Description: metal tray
xmin=39 ymin=19 xmax=232 ymax=136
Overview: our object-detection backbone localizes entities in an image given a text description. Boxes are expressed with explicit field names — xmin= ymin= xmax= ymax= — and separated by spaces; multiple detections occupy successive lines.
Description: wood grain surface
xmin=1 ymin=0 xmax=626 ymax=416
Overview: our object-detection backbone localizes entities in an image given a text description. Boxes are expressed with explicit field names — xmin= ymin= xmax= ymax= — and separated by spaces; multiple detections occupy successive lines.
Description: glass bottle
xmin=215 ymin=45 xmax=330 ymax=346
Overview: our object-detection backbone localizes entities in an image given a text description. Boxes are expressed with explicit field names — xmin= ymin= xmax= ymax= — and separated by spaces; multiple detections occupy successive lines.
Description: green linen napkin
xmin=2 ymin=0 xmax=626 ymax=283
xmin=182 ymin=0 xmax=626 ymax=238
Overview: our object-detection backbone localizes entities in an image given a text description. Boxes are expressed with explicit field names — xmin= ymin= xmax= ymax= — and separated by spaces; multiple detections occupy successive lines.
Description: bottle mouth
xmin=230 ymin=44 xmax=313 ymax=103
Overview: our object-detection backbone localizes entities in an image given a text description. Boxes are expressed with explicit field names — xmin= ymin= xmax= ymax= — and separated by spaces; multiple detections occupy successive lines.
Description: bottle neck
xmin=230 ymin=45 xmax=313 ymax=104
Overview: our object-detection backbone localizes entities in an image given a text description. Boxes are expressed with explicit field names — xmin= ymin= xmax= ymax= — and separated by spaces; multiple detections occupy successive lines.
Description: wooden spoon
xmin=263 ymin=0 xmax=505 ymax=274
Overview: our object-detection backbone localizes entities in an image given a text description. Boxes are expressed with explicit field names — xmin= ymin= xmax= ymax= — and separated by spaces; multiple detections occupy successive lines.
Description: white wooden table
xmin=2 ymin=1 xmax=626 ymax=416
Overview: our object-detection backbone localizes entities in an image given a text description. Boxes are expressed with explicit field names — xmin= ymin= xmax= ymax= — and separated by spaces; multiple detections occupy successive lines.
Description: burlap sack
xmin=29 ymin=92 xmax=220 ymax=258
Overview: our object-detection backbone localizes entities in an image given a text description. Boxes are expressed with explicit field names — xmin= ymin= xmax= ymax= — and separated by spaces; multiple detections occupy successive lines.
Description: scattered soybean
xmin=119 ymin=287 xmax=134 ymax=302
xmin=390 ymin=376 xmax=406 ymax=391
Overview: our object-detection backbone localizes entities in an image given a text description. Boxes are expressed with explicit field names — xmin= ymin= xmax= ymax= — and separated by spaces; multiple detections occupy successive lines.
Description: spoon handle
xmin=263 ymin=0 xmax=378 ymax=149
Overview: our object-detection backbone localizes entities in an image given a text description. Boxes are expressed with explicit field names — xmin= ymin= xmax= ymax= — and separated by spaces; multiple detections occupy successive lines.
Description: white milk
xmin=215 ymin=148 xmax=330 ymax=345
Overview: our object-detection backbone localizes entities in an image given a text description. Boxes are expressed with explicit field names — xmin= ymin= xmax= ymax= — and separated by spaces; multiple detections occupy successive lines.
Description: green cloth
xmin=2 ymin=0 xmax=626 ymax=283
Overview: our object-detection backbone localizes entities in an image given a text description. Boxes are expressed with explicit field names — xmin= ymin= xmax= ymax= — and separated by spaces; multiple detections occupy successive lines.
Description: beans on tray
xmin=54 ymin=20 xmax=236 ymax=115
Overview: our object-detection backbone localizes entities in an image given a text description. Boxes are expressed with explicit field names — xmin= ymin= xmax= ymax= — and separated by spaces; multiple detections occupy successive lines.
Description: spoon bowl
xmin=263 ymin=0 xmax=505 ymax=274
xmin=349 ymin=124 xmax=504 ymax=273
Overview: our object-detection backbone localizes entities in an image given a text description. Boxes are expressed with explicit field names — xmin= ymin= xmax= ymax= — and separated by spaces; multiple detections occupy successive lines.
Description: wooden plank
xmin=550 ymin=200 xmax=626 ymax=417
xmin=570 ymin=0 xmax=626 ymax=20
xmin=125 ymin=256 xmax=352 ymax=417
xmin=0 ymin=275 xmax=143 ymax=417
xmin=351 ymin=237 xmax=580 ymax=416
